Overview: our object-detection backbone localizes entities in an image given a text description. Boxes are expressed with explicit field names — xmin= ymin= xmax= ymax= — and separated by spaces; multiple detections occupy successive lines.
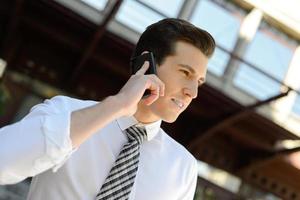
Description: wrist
xmin=102 ymin=95 xmax=127 ymax=118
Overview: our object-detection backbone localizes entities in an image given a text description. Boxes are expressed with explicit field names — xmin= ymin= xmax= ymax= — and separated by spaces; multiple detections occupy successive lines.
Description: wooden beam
xmin=1 ymin=0 xmax=24 ymax=63
xmin=69 ymin=0 xmax=123 ymax=85
xmin=238 ymin=151 xmax=300 ymax=199
xmin=226 ymin=126 xmax=275 ymax=152
xmin=188 ymin=88 xmax=292 ymax=151
xmin=21 ymin=16 xmax=81 ymax=50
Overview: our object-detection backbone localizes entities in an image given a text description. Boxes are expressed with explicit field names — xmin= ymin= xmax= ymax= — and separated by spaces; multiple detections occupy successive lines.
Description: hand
xmin=115 ymin=61 xmax=165 ymax=116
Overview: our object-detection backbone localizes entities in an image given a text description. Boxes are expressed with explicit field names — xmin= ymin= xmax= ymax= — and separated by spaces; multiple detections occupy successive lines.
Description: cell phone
xmin=130 ymin=52 xmax=157 ymax=98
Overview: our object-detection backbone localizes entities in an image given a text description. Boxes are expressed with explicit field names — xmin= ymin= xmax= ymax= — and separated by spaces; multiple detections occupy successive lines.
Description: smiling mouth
xmin=171 ymin=98 xmax=184 ymax=109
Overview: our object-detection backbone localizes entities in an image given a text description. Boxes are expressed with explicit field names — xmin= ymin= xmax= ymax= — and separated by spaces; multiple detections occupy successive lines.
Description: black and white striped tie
xmin=96 ymin=126 xmax=147 ymax=200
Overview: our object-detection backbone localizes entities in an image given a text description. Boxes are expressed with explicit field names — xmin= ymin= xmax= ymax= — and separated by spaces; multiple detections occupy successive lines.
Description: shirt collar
xmin=116 ymin=115 xmax=162 ymax=141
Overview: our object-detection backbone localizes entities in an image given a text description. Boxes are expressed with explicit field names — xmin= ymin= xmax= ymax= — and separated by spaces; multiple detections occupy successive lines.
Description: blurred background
xmin=0 ymin=0 xmax=300 ymax=199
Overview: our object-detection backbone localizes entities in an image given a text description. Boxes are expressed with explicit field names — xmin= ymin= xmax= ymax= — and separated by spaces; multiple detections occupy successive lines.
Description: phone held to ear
xmin=130 ymin=52 xmax=157 ymax=98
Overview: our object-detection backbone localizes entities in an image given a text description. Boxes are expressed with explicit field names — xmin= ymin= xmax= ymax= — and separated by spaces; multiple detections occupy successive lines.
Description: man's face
xmin=135 ymin=41 xmax=208 ymax=123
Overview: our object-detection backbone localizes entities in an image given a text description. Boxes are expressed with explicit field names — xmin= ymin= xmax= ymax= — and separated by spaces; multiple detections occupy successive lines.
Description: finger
xmin=160 ymin=82 xmax=165 ymax=96
xmin=143 ymin=85 xmax=160 ymax=105
xmin=146 ymin=78 xmax=163 ymax=104
xmin=141 ymin=51 xmax=149 ymax=55
xmin=144 ymin=93 xmax=159 ymax=105
xmin=147 ymin=75 xmax=165 ymax=97
xmin=135 ymin=61 xmax=149 ymax=75
xmin=157 ymin=79 xmax=165 ymax=96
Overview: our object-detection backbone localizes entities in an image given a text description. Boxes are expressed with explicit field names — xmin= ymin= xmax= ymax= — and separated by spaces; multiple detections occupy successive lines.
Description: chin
xmin=161 ymin=115 xmax=178 ymax=123
xmin=163 ymin=119 xmax=177 ymax=123
xmin=151 ymin=105 xmax=182 ymax=123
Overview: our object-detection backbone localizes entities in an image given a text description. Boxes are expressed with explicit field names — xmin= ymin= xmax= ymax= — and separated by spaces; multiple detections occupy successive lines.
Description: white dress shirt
xmin=0 ymin=96 xmax=198 ymax=200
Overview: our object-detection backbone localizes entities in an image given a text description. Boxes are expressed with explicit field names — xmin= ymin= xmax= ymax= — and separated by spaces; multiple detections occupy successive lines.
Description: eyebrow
xmin=178 ymin=64 xmax=206 ymax=83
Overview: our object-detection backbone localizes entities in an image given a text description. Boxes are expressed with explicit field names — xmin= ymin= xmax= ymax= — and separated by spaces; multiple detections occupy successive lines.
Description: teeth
xmin=172 ymin=99 xmax=183 ymax=108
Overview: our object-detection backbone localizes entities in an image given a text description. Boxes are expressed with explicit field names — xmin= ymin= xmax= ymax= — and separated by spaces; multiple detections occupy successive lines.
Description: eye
xmin=180 ymin=70 xmax=190 ymax=76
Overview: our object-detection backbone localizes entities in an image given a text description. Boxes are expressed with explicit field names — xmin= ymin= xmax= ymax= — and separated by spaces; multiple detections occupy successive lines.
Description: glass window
xmin=80 ymin=0 xmax=108 ymax=11
xmin=116 ymin=0 xmax=184 ymax=33
xmin=139 ymin=0 xmax=184 ymax=17
xmin=208 ymin=48 xmax=231 ymax=76
xmin=234 ymin=64 xmax=283 ymax=100
xmin=234 ymin=21 xmax=297 ymax=100
xmin=191 ymin=0 xmax=244 ymax=76
xmin=292 ymin=94 xmax=300 ymax=116
xmin=116 ymin=0 xmax=164 ymax=33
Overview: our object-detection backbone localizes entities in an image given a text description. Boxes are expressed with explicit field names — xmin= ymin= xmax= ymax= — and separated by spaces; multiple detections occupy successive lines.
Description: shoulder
xmin=160 ymin=128 xmax=197 ymax=168
xmin=158 ymin=129 xmax=198 ymax=184
xmin=31 ymin=95 xmax=98 ymax=113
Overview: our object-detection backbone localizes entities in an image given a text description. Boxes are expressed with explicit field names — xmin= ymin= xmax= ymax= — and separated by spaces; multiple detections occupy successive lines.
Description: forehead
xmin=172 ymin=41 xmax=208 ymax=75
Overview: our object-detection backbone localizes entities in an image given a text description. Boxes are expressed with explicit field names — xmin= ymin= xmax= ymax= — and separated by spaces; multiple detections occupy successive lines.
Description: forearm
xmin=0 ymin=61 xmax=162 ymax=184
xmin=70 ymin=95 xmax=125 ymax=148
xmin=69 ymin=63 xmax=165 ymax=148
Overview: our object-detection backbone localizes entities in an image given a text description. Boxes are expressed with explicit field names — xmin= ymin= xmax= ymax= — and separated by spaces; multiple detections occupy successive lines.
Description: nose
xmin=183 ymin=83 xmax=198 ymax=99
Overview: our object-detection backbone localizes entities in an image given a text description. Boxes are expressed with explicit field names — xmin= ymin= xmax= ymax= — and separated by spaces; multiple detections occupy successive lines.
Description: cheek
xmin=152 ymin=96 xmax=170 ymax=110
xmin=148 ymin=99 xmax=167 ymax=116
xmin=162 ymin=75 xmax=183 ymax=93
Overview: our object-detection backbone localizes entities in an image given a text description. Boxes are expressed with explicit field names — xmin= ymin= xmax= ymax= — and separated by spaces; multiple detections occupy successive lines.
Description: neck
xmin=134 ymin=102 xmax=160 ymax=124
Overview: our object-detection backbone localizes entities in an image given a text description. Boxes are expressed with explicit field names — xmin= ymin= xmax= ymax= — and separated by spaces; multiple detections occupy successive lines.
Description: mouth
xmin=171 ymin=98 xmax=184 ymax=109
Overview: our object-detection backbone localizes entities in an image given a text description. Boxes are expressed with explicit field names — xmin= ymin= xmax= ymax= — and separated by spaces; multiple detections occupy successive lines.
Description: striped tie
xmin=96 ymin=126 xmax=147 ymax=200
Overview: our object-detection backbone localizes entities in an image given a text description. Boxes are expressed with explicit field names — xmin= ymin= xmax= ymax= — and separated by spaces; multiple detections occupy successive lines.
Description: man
xmin=0 ymin=18 xmax=215 ymax=199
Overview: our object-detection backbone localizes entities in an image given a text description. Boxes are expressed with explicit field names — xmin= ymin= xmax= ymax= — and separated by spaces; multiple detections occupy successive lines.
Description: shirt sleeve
xmin=182 ymin=158 xmax=198 ymax=200
xmin=0 ymin=96 xmax=76 ymax=185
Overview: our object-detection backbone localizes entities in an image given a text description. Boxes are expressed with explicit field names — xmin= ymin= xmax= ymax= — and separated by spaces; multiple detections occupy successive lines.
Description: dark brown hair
xmin=131 ymin=18 xmax=215 ymax=66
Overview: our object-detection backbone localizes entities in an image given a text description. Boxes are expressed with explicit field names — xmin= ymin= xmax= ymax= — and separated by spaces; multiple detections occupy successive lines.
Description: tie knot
xmin=125 ymin=126 xmax=147 ymax=144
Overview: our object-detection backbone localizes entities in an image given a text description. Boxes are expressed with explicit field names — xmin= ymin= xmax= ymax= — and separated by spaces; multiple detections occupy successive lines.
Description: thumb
xmin=142 ymin=89 xmax=159 ymax=106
